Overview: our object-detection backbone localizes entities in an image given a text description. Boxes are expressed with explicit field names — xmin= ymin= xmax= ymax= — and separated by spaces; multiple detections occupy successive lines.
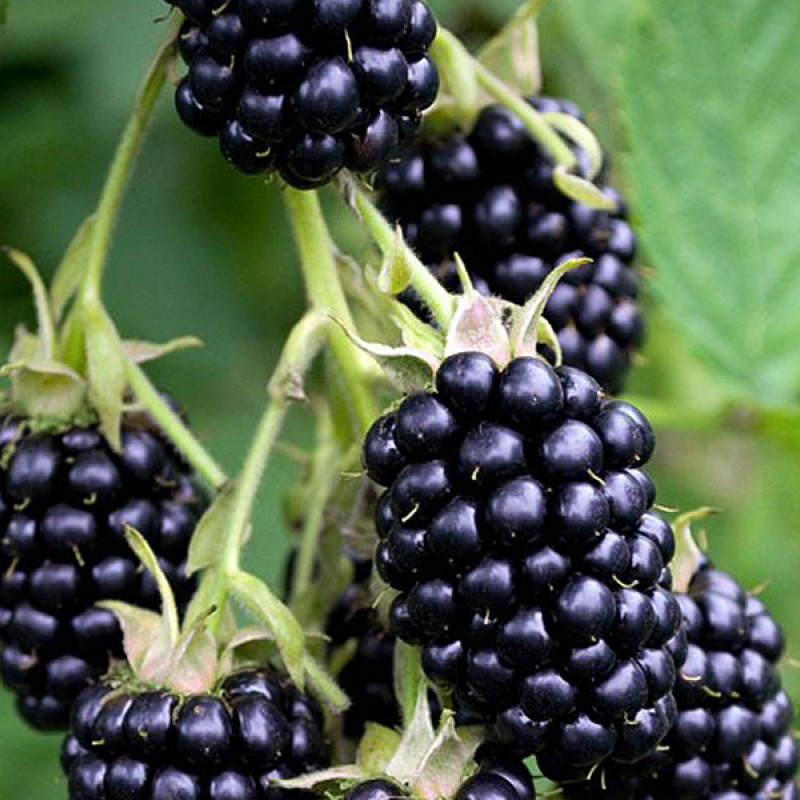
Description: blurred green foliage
xmin=1 ymin=1 xmax=799 ymax=796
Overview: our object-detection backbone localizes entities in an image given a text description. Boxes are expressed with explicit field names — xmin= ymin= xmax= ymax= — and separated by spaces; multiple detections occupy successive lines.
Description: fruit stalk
xmin=351 ymin=183 xmax=455 ymax=329
xmin=283 ymin=188 xmax=379 ymax=437
xmin=431 ymin=29 xmax=575 ymax=170
xmin=124 ymin=357 xmax=228 ymax=488
xmin=80 ymin=19 xmax=180 ymax=306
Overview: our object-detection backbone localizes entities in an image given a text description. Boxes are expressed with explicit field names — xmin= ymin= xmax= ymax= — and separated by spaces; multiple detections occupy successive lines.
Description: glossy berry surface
xmin=377 ymin=96 xmax=643 ymax=393
xmin=168 ymin=0 xmax=439 ymax=188
xmin=0 ymin=414 xmax=205 ymax=730
xmin=62 ymin=667 xmax=328 ymax=799
xmin=362 ymin=354 xmax=682 ymax=780
xmin=565 ymin=564 xmax=798 ymax=798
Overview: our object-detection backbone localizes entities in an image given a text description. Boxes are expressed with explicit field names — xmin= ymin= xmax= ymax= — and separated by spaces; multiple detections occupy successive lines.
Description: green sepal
xmin=186 ymin=480 xmax=240 ymax=576
xmin=123 ymin=336 xmax=203 ymax=365
xmin=6 ymin=360 xmax=88 ymax=424
xmin=99 ymin=601 xmax=168 ymax=677
xmin=671 ymin=508 xmax=717 ymax=593
xmin=478 ymin=0 xmax=544 ymax=98
xmin=357 ymin=724 xmax=403 ymax=775
xmin=272 ymin=767 xmax=363 ymax=791
xmin=445 ymin=291 xmax=511 ymax=366
xmin=511 ymin=256 xmax=592 ymax=359
xmin=334 ymin=319 xmax=437 ymax=393
xmin=304 ymin=654 xmax=351 ymax=714
xmin=553 ymin=165 xmax=617 ymax=211
xmin=83 ymin=303 xmax=126 ymax=450
xmin=230 ymin=569 xmax=306 ymax=690
xmin=386 ymin=678 xmax=436 ymax=783
xmin=414 ymin=717 xmax=486 ymax=800
xmin=50 ymin=215 xmax=96 ymax=322
xmin=542 ymin=112 xmax=605 ymax=182
xmin=429 ymin=27 xmax=481 ymax=129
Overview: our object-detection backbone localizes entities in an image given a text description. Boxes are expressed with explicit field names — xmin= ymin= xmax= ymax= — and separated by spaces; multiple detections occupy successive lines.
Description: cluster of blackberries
xmin=363 ymin=352 xmax=683 ymax=781
xmin=62 ymin=667 xmax=328 ymax=799
xmin=167 ymin=0 xmax=439 ymax=188
xmin=342 ymin=746 xmax=536 ymax=800
xmin=566 ymin=564 xmax=799 ymax=799
xmin=0 ymin=416 xmax=204 ymax=730
xmin=377 ymin=97 xmax=643 ymax=393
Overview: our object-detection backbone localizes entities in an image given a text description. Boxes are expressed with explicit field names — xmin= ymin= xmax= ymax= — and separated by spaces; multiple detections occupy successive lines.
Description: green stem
xmin=351 ymin=185 xmax=455 ymax=330
xmin=207 ymin=311 xmax=329 ymax=633
xmin=283 ymin=188 xmax=379 ymax=437
xmin=124 ymin=358 xmax=228 ymax=489
xmin=290 ymin=407 xmax=340 ymax=613
xmin=428 ymin=25 xmax=577 ymax=170
xmin=80 ymin=21 xmax=179 ymax=307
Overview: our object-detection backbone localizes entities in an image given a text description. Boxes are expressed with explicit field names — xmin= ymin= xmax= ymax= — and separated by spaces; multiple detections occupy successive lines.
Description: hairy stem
xmin=283 ymin=189 xmax=379 ymax=438
xmin=124 ymin=357 xmax=228 ymax=489
xmin=351 ymin=184 xmax=456 ymax=330
xmin=207 ymin=311 xmax=329 ymax=634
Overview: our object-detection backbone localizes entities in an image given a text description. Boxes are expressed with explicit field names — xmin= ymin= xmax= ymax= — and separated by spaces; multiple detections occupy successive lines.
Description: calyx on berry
xmin=338 ymin=249 xmax=590 ymax=393
xmin=1 ymin=244 xmax=200 ymax=447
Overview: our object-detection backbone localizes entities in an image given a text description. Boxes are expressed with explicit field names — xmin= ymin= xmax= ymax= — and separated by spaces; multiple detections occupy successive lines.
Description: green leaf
xmin=230 ymin=570 xmax=306 ymax=689
xmin=83 ymin=303 xmax=126 ymax=449
xmin=624 ymin=0 xmax=800 ymax=402
xmin=50 ymin=215 xmax=96 ymax=322
xmin=186 ymin=480 xmax=240 ymax=576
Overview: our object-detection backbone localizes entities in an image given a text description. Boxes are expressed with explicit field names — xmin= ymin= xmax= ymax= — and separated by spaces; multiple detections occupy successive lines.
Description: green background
xmin=1 ymin=0 xmax=799 ymax=796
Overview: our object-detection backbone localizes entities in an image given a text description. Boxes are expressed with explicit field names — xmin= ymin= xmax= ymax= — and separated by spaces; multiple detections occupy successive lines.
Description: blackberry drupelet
xmin=167 ymin=0 xmax=439 ymax=188
xmin=563 ymin=564 xmax=799 ymax=799
xmin=376 ymin=97 xmax=643 ymax=393
xmin=61 ymin=667 xmax=329 ymax=799
xmin=0 ymin=415 xmax=205 ymax=730
xmin=362 ymin=353 xmax=683 ymax=781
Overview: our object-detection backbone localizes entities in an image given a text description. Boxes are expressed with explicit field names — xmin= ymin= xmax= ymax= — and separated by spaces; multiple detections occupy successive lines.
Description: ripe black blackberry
xmin=0 ymin=415 xmax=205 ymax=730
xmin=166 ymin=0 xmax=439 ymax=188
xmin=562 ymin=563 xmax=799 ymax=799
xmin=376 ymin=97 xmax=643 ymax=393
xmin=362 ymin=352 xmax=682 ymax=781
xmin=61 ymin=666 xmax=328 ymax=799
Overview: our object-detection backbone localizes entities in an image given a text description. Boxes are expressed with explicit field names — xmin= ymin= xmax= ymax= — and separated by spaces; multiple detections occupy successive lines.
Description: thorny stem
xmin=350 ymin=184 xmax=456 ymax=330
xmin=283 ymin=189 xmax=379 ymax=437
xmin=124 ymin=357 xmax=228 ymax=489
xmin=80 ymin=20 xmax=179 ymax=308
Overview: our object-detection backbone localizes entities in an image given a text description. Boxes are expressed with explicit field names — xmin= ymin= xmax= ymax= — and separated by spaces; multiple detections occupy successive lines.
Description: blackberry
xmin=362 ymin=353 xmax=682 ymax=780
xmin=168 ymin=0 xmax=439 ymax=188
xmin=563 ymin=564 xmax=799 ymax=799
xmin=0 ymin=415 xmax=205 ymax=730
xmin=376 ymin=97 xmax=643 ymax=393
xmin=61 ymin=667 xmax=328 ymax=799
